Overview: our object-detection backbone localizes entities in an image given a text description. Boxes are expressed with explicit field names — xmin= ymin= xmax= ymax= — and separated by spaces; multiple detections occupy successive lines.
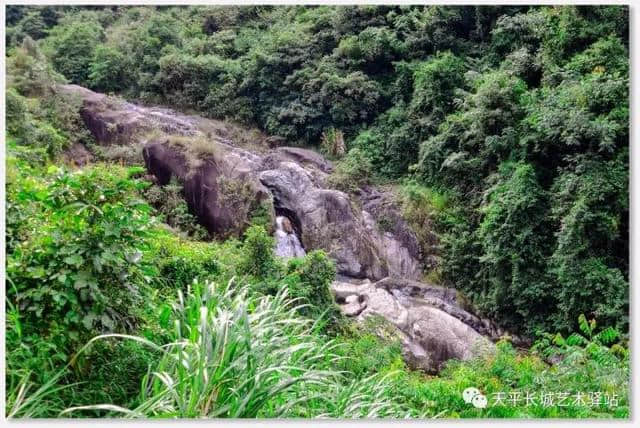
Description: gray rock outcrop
xmin=331 ymin=278 xmax=497 ymax=373
xmin=56 ymin=83 xmax=520 ymax=372
xmin=57 ymin=84 xmax=423 ymax=280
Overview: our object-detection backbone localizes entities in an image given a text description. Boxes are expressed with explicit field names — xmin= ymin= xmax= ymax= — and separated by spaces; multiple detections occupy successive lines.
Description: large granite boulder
xmin=55 ymin=84 xmax=201 ymax=144
xmin=331 ymin=278 xmax=496 ymax=373
xmin=143 ymin=139 xmax=273 ymax=238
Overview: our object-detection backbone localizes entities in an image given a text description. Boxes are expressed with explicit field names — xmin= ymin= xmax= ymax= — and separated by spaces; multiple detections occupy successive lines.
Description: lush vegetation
xmin=5 ymin=5 xmax=629 ymax=419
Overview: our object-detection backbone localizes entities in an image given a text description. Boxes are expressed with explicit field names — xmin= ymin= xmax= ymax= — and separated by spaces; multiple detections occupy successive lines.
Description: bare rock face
xmin=275 ymin=146 xmax=333 ymax=173
xmin=56 ymin=83 xmax=424 ymax=280
xmin=56 ymin=84 xmax=201 ymax=144
xmin=259 ymin=162 xmax=390 ymax=279
xmin=58 ymin=84 xmax=518 ymax=372
xmin=143 ymin=140 xmax=273 ymax=238
xmin=331 ymin=278 xmax=496 ymax=373
xmin=360 ymin=188 xmax=424 ymax=277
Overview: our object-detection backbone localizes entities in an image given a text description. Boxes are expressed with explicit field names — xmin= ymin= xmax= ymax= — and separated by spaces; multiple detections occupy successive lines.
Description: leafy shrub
xmin=408 ymin=51 xmax=466 ymax=135
xmin=159 ymin=255 xmax=218 ymax=292
xmin=7 ymin=164 xmax=156 ymax=348
xmin=7 ymin=36 xmax=66 ymax=96
xmin=63 ymin=340 xmax=160 ymax=411
xmin=476 ymin=162 xmax=554 ymax=331
xmin=238 ymin=225 xmax=280 ymax=278
xmin=351 ymin=106 xmax=416 ymax=177
xmin=45 ymin=18 xmax=104 ymax=85
xmin=417 ymin=70 xmax=527 ymax=193
xmin=334 ymin=316 xmax=405 ymax=378
xmin=388 ymin=335 xmax=628 ymax=418
xmin=144 ymin=180 xmax=209 ymax=240
xmin=337 ymin=26 xmax=404 ymax=72
xmin=320 ymin=128 xmax=346 ymax=158
xmin=549 ymin=154 xmax=628 ymax=331
xmin=6 ymin=88 xmax=30 ymax=137
xmin=25 ymin=120 xmax=69 ymax=158
xmin=327 ymin=147 xmax=373 ymax=193
xmin=284 ymin=250 xmax=337 ymax=323
xmin=89 ymin=44 xmax=130 ymax=92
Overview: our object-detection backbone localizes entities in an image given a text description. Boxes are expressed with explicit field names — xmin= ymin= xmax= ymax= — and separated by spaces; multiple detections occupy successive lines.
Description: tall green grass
xmin=60 ymin=279 xmax=409 ymax=418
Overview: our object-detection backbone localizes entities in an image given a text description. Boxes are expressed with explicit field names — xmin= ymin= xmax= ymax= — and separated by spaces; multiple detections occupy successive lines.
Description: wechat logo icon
xmin=463 ymin=387 xmax=488 ymax=409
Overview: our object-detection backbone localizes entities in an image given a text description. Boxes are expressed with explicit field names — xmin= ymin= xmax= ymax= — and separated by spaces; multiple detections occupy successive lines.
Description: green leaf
xmin=552 ymin=333 xmax=565 ymax=346
xmin=63 ymin=254 xmax=83 ymax=267
xmin=596 ymin=327 xmax=619 ymax=346
xmin=82 ymin=313 xmax=96 ymax=329
xmin=578 ymin=314 xmax=591 ymax=337
xmin=159 ymin=304 xmax=171 ymax=329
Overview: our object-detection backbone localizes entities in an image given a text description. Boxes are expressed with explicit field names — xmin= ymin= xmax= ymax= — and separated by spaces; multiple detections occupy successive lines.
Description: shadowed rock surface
xmin=57 ymin=83 xmax=519 ymax=372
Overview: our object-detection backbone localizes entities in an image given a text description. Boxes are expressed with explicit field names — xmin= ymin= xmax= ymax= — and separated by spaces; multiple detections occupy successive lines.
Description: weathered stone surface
xmin=342 ymin=294 xmax=366 ymax=317
xmin=56 ymin=84 xmax=424 ymax=281
xmin=259 ymin=162 xmax=390 ymax=279
xmin=143 ymin=140 xmax=272 ymax=238
xmin=331 ymin=278 xmax=496 ymax=373
xmin=276 ymin=146 xmax=333 ymax=173
xmin=59 ymin=84 xmax=521 ymax=372
xmin=56 ymin=84 xmax=201 ymax=145
xmin=360 ymin=186 xmax=440 ymax=271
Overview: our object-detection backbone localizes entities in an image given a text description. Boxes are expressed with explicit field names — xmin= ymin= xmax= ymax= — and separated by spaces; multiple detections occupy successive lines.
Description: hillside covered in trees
xmin=5 ymin=5 xmax=629 ymax=419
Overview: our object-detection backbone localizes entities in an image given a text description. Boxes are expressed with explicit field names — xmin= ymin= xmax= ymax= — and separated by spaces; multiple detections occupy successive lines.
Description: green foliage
xmin=403 ymin=338 xmax=627 ymax=417
xmin=89 ymin=44 xmax=130 ymax=92
xmin=417 ymin=70 xmax=527 ymax=192
xmin=549 ymin=153 xmax=628 ymax=331
xmin=45 ymin=17 xmax=104 ymax=85
xmin=64 ymin=340 xmax=160 ymax=411
xmin=284 ymin=250 xmax=337 ymax=321
xmin=147 ymin=227 xmax=237 ymax=297
xmin=6 ymin=88 xmax=31 ymax=138
xmin=334 ymin=316 xmax=405 ymax=378
xmin=351 ymin=106 xmax=415 ymax=177
xmin=7 ymin=163 xmax=156 ymax=348
xmin=62 ymin=281 xmax=407 ymax=418
xmin=327 ymin=147 xmax=373 ymax=193
xmin=475 ymin=162 xmax=554 ymax=331
xmin=144 ymin=180 xmax=209 ymax=240
xmin=320 ymin=128 xmax=346 ymax=158
xmin=337 ymin=26 xmax=404 ymax=71
xmin=398 ymin=181 xmax=449 ymax=267
xmin=532 ymin=315 xmax=628 ymax=379
xmin=238 ymin=225 xmax=280 ymax=278
xmin=408 ymin=51 xmax=466 ymax=135
xmin=7 ymin=36 xmax=66 ymax=96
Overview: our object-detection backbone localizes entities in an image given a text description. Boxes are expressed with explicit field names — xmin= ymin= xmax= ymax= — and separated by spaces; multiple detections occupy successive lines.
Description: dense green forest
xmin=4 ymin=5 xmax=629 ymax=419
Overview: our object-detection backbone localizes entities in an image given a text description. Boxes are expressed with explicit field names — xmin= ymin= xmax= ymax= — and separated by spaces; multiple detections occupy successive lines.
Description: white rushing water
xmin=274 ymin=216 xmax=306 ymax=258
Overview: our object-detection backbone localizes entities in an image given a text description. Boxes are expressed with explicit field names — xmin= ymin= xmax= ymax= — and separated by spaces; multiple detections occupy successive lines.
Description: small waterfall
xmin=274 ymin=216 xmax=305 ymax=258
